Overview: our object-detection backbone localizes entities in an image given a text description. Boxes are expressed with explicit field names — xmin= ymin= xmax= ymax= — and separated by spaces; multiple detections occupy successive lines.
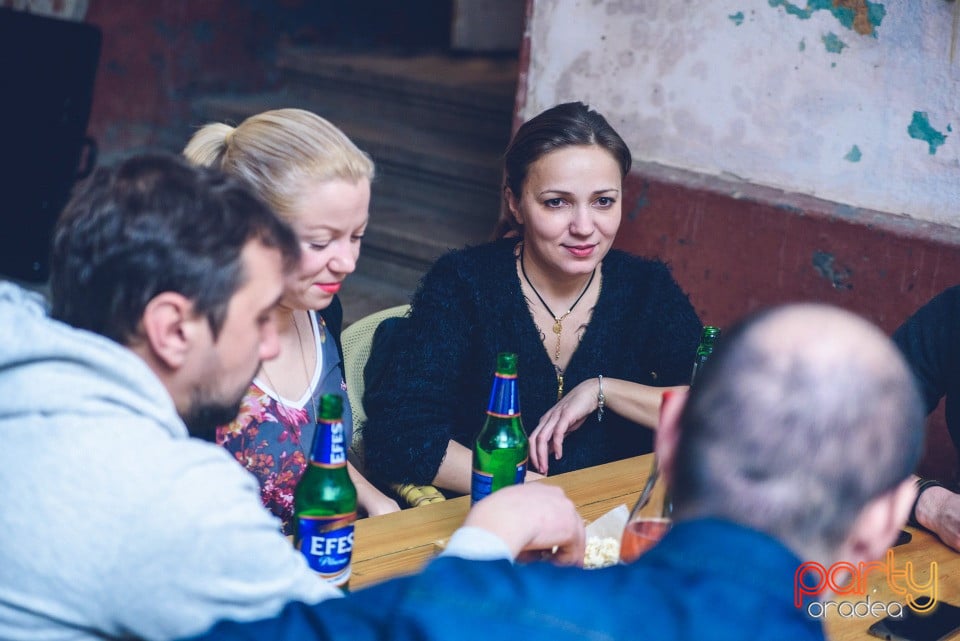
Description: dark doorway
xmin=0 ymin=8 xmax=100 ymax=282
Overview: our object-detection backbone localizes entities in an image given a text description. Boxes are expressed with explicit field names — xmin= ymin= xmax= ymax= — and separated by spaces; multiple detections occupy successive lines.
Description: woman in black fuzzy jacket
xmin=892 ymin=285 xmax=960 ymax=550
xmin=362 ymin=102 xmax=702 ymax=496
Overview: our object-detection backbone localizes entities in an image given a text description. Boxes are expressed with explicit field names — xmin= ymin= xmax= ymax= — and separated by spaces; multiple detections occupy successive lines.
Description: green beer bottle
xmin=471 ymin=352 xmax=529 ymax=504
xmin=690 ymin=325 xmax=722 ymax=387
xmin=293 ymin=393 xmax=357 ymax=588
xmin=662 ymin=325 xmax=722 ymax=519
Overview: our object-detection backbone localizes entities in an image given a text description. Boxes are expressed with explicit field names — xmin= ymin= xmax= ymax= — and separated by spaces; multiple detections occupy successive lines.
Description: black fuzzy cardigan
xmin=893 ymin=285 xmax=960 ymax=455
xmin=362 ymin=238 xmax=702 ymax=487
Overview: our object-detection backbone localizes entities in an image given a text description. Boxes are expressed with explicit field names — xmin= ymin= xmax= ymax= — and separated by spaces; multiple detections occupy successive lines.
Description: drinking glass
xmin=620 ymin=457 xmax=672 ymax=563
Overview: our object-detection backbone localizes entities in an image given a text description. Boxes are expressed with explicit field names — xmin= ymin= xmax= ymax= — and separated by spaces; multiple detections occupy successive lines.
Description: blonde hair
xmin=183 ymin=108 xmax=374 ymax=220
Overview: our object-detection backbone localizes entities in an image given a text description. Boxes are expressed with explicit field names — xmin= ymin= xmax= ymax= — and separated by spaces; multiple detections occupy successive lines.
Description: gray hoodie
xmin=0 ymin=282 xmax=338 ymax=641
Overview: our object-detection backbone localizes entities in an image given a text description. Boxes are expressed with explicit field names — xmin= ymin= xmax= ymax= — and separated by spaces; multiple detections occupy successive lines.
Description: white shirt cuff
xmin=439 ymin=526 xmax=514 ymax=562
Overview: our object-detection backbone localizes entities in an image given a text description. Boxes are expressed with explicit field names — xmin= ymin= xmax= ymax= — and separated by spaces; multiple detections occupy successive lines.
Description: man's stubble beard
xmin=182 ymin=377 xmax=252 ymax=442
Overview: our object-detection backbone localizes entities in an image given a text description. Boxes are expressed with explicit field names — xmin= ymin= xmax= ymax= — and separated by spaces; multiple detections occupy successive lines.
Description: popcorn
xmin=582 ymin=504 xmax=628 ymax=568
xmin=584 ymin=535 xmax=620 ymax=569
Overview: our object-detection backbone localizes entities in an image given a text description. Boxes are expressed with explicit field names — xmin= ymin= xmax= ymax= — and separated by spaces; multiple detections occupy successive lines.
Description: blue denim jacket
xmin=188 ymin=518 xmax=824 ymax=641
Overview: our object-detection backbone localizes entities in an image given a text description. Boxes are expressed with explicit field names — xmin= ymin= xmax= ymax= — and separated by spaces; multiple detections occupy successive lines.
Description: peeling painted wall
xmin=524 ymin=0 xmax=960 ymax=226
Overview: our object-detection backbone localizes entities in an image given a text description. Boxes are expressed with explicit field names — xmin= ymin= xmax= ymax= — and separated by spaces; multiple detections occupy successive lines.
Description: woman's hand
xmin=361 ymin=492 xmax=401 ymax=517
xmin=528 ymin=379 xmax=686 ymax=475
xmin=525 ymin=469 xmax=545 ymax=482
xmin=348 ymin=461 xmax=401 ymax=517
xmin=917 ymin=484 xmax=960 ymax=553
xmin=528 ymin=378 xmax=600 ymax=475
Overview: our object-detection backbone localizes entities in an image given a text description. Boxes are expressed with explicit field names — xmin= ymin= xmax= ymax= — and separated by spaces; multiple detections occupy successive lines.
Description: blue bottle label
xmin=515 ymin=459 xmax=527 ymax=484
xmin=311 ymin=419 xmax=347 ymax=466
xmin=471 ymin=469 xmax=494 ymax=504
xmin=487 ymin=372 xmax=520 ymax=416
xmin=297 ymin=513 xmax=356 ymax=586
xmin=470 ymin=460 xmax=527 ymax=504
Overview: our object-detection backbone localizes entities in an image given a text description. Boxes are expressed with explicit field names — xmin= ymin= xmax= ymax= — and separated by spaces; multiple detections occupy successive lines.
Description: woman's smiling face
xmin=283 ymin=177 xmax=370 ymax=311
xmin=507 ymin=144 xmax=622 ymax=279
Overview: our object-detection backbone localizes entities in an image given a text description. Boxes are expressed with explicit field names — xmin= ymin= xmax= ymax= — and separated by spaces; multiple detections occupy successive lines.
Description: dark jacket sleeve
xmin=319 ymin=295 xmax=345 ymax=381
xmin=362 ymin=251 xmax=477 ymax=486
xmin=891 ymin=286 xmax=960 ymax=415
xmin=637 ymin=260 xmax=702 ymax=387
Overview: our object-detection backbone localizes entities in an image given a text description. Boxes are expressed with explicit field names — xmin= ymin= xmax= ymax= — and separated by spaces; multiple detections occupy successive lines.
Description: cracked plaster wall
xmin=524 ymin=0 xmax=960 ymax=226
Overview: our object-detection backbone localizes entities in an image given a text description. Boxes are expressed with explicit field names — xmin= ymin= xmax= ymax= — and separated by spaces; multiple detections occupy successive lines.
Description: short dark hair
xmin=495 ymin=102 xmax=631 ymax=239
xmin=671 ymin=305 xmax=926 ymax=557
xmin=50 ymin=153 xmax=300 ymax=344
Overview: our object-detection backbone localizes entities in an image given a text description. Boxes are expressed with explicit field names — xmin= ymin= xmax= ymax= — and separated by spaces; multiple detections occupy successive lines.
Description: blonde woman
xmin=184 ymin=108 xmax=399 ymax=533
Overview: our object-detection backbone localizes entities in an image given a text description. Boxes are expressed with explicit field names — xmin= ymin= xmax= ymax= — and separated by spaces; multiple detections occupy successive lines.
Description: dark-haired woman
xmin=363 ymin=102 xmax=702 ymax=496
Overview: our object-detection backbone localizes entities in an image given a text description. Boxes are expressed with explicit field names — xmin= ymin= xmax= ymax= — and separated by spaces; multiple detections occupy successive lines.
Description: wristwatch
xmin=908 ymin=478 xmax=945 ymax=529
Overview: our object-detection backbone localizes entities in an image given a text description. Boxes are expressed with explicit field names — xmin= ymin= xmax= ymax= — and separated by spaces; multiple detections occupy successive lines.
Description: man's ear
xmin=656 ymin=388 xmax=688 ymax=485
xmin=140 ymin=292 xmax=206 ymax=370
xmin=505 ymin=187 xmax=523 ymax=226
xmin=837 ymin=478 xmax=916 ymax=566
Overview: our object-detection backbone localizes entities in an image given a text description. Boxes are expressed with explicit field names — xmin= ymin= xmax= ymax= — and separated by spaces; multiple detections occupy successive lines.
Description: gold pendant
xmin=556 ymin=371 xmax=564 ymax=400
xmin=553 ymin=317 xmax=563 ymax=361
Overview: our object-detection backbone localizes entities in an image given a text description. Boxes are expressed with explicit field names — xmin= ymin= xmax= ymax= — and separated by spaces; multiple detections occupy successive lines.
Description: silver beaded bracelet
xmin=597 ymin=374 xmax=605 ymax=423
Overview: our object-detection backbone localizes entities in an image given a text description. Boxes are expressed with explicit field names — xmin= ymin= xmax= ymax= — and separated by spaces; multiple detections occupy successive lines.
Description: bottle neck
xmin=487 ymin=372 xmax=520 ymax=418
xmin=690 ymin=352 xmax=709 ymax=386
xmin=309 ymin=417 xmax=348 ymax=467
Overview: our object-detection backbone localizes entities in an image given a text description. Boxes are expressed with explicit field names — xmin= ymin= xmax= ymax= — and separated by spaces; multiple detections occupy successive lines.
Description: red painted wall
xmin=80 ymin=1 xmax=455 ymax=158
xmin=82 ymin=1 xmax=277 ymax=156
xmin=615 ymin=163 xmax=960 ymax=482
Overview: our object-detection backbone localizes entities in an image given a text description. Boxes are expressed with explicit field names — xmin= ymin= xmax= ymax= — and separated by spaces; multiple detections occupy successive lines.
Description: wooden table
xmin=825 ymin=527 xmax=960 ymax=641
xmin=351 ymin=453 xmax=652 ymax=588
xmin=350 ymin=453 xmax=960 ymax=640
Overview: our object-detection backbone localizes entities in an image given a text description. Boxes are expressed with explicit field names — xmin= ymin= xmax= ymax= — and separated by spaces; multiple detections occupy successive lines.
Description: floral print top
xmin=216 ymin=310 xmax=351 ymax=535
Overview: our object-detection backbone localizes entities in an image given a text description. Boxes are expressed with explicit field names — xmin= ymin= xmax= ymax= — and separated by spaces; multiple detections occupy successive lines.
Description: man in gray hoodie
xmin=0 ymin=154 xmax=341 ymax=641
xmin=0 ymin=153 xmax=588 ymax=641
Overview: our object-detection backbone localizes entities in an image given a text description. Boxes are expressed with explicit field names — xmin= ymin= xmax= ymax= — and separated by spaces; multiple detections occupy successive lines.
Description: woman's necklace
xmin=520 ymin=245 xmax=596 ymax=399
xmin=260 ymin=312 xmax=314 ymax=455
xmin=260 ymin=311 xmax=313 ymax=401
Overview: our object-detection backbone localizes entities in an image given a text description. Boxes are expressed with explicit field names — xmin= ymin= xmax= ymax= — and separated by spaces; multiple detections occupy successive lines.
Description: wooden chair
xmin=341 ymin=304 xmax=445 ymax=507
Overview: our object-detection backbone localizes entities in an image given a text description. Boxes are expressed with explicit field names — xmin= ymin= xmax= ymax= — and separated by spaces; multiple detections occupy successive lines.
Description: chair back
xmin=341 ymin=304 xmax=410 ymax=460
xmin=341 ymin=303 xmax=446 ymax=507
